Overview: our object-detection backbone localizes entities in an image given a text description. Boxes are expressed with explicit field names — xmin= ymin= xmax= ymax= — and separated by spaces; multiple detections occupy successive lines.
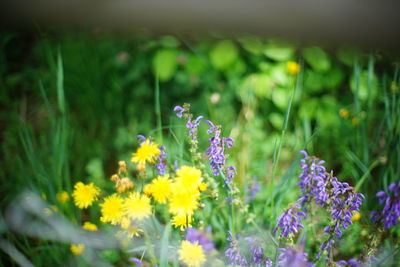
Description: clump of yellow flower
xmin=147 ymin=175 xmax=172 ymax=204
xmin=100 ymin=194 xmax=124 ymax=225
xmin=287 ymin=61 xmax=301 ymax=75
xmin=172 ymin=214 xmax=193 ymax=230
xmin=123 ymin=192 xmax=152 ymax=221
xmin=175 ymin=166 xmax=203 ymax=191
xmin=72 ymin=182 xmax=100 ymax=209
xmin=70 ymin=244 xmax=85 ymax=255
xmin=178 ymin=240 xmax=206 ymax=267
xmin=168 ymin=166 xmax=204 ymax=228
xmin=169 ymin=189 xmax=200 ymax=217
xmin=83 ymin=222 xmax=98 ymax=231
xmin=131 ymin=139 xmax=161 ymax=170
xmin=56 ymin=191 xmax=70 ymax=203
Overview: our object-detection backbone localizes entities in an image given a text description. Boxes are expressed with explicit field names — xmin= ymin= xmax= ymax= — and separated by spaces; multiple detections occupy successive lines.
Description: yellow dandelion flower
xmin=143 ymin=184 xmax=153 ymax=196
xmin=178 ymin=240 xmax=206 ymax=267
xmin=169 ymin=189 xmax=200 ymax=217
xmin=339 ymin=109 xmax=350 ymax=119
xmin=131 ymin=139 xmax=160 ymax=166
xmin=70 ymin=244 xmax=85 ymax=255
xmin=351 ymin=211 xmax=362 ymax=221
xmin=149 ymin=175 xmax=172 ymax=204
xmin=172 ymin=214 xmax=193 ymax=231
xmin=83 ymin=222 xmax=98 ymax=231
xmin=175 ymin=166 xmax=202 ymax=191
xmin=287 ymin=61 xmax=301 ymax=75
xmin=72 ymin=182 xmax=100 ymax=209
xmin=123 ymin=192 xmax=152 ymax=221
xmin=198 ymin=183 xmax=208 ymax=192
xmin=56 ymin=191 xmax=70 ymax=203
xmin=100 ymin=194 xmax=124 ymax=225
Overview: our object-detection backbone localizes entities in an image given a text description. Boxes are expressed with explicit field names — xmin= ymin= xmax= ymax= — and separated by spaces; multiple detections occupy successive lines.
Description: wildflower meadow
xmin=1 ymin=29 xmax=400 ymax=267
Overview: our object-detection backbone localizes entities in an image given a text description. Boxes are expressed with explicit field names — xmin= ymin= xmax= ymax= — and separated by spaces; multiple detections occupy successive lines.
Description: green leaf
xmin=272 ymin=88 xmax=291 ymax=111
xmin=270 ymin=63 xmax=290 ymax=86
xmin=323 ymin=67 xmax=344 ymax=89
xmin=263 ymin=40 xmax=295 ymax=61
xmin=159 ymin=223 xmax=171 ymax=267
xmin=350 ymin=70 xmax=379 ymax=101
xmin=241 ymin=73 xmax=273 ymax=98
xmin=209 ymin=40 xmax=239 ymax=70
xmin=302 ymin=46 xmax=331 ymax=72
xmin=152 ymin=49 xmax=178 ymax=81
xmin=304 ymin=70 xmax=324 ymax=93
xmin=238 ymin=36 xmax=263 ymax=55
xmin=185 ymin=55 xmax=207 ymax=75
xmin=269 ymin=113 xmax=284 ymax=129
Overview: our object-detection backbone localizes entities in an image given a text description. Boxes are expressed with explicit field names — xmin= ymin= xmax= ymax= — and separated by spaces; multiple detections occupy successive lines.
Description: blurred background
xmin=1 ymin=1 xmax=400 ymax=265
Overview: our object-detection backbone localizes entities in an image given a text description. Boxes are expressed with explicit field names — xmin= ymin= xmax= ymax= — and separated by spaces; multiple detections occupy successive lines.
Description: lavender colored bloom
xmin=186 ymin=115 xmax=203 ymax=142
xmin=225 ymin=232 xmax=268 ymax=267
xmin=205 ymin=120 xmax=235 ymax=185
xmin=245 ymin=237 xmax=265 ymax=266
xmin=277 ymin=246 xmax=313 ymax=267
xmin=129 ymin=257 xmax=142 ymax=266
xmin=336 ymin=258 xmax=359 ymax=267
xmin=173 ymin=105 xmax=184 ymax=118
xmin=137 ymin=135 xmax=146 ymax=143
xmin=298 ymin=150 xmax=329 ymax=206
xmin=205 ymin=120 xmax=217 ymax=134
xmin=155 ymin=145 xmax=167 ymax=175
xmin=186 ymin=227 xmax=215 ymax=253
xmin=265 ymin=257 xmax=273 ymax=267
xmin=225 ymin=232 xmax=249 ymax=266
xmin=372 ymin=181 xmax=400 ymax=228
xmin=274 ymin=203 xmax=306 ymax=238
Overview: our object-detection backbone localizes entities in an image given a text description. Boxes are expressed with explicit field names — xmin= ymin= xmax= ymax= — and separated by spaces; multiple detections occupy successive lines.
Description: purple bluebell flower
xmin=173 ymin=105 xmax=184 ymax=118
xmin=277 ymin=246 xmax=313 ymax=267
xmin=371 ymin=181 xmax=400 ymax=228
xmin=274 ymin=203 xmax=306 ymax=238
xmin=186 ymin=227 xmax=215 ymax=253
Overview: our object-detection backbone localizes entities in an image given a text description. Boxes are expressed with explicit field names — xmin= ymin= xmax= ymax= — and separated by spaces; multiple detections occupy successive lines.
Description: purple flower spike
xmin=274 ymin=203 xmax=306 ymax=238
xmin=372 ymin=181 xmax=400 ymax=228
xmin=173 ymin=105 xmax=184 ymax=118
xmin=277 ymin=246 xmax=313 ymax=267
